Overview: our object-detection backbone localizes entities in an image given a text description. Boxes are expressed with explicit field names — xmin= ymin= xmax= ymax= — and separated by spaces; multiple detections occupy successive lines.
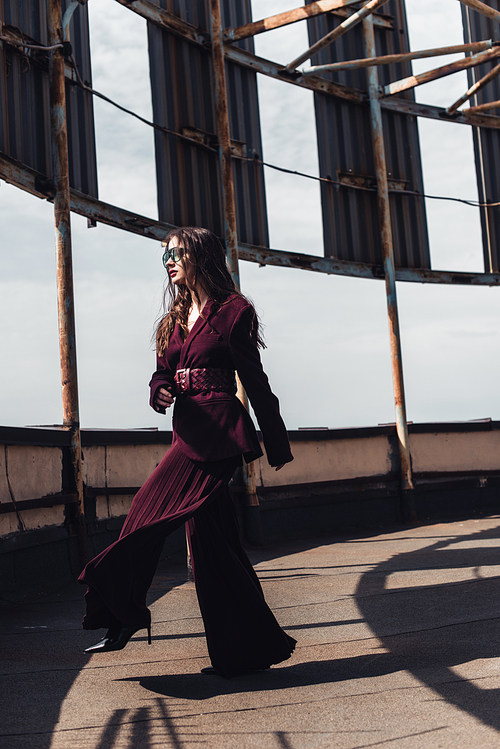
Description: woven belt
xmin=174 ymin=367 xmax=237 ymax=396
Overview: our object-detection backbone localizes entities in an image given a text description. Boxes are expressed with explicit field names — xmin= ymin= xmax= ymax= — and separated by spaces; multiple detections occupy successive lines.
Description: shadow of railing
xmin=6 ymin=523 xmax=500 ymax=747
xmin=355 ymin=522 xmax=500 ymax=733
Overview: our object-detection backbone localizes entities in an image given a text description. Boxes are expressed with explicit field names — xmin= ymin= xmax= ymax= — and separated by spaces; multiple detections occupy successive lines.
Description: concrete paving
xmin=2 ymin=515 xmax=500 ymax=748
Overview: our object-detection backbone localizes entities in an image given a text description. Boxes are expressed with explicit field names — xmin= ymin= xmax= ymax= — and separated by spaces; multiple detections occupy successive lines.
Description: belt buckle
xmin=176 ymin=367 xmax=190 ymax=393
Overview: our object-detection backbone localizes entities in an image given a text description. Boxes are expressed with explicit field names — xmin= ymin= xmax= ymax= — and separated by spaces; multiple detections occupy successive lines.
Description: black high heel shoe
xmin=84 ymin=624 xmax=152 ymax=653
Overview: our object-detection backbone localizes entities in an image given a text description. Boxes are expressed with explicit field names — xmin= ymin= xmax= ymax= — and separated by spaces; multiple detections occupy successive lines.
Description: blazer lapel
xmin=179 ymin=299 xmax=215 ymax=368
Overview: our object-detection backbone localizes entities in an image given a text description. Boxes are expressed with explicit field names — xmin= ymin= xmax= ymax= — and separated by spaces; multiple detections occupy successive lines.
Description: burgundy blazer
xmin=149 ymin=294 xmax=293 ymax=467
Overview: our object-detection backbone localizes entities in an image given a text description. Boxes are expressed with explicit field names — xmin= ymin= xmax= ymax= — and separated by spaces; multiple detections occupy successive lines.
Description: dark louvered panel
xmin=307 ymin=0 xmax=430 ymax=268
xmin=148 ymin=21 xmax=222 ymax=234
xmin=462 ymin=1 xmax=500 ymax=272
xmin=147 ymin=0 xmax=268 ymax=246
xmin=63 ymin=0 xmax=97 ymax=197
xmin=0 ymin=0 xmax=97 ymax=196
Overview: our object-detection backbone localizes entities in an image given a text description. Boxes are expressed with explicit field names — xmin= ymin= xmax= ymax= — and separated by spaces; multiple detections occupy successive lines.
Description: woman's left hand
xmin=155 ymin=386 xmax=174 ymax=411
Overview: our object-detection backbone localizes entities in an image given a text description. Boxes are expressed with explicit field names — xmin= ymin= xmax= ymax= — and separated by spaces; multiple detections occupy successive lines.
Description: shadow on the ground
xmin=127 ymin=652 xmax=422 ymax=699
xmin=355 ymin=521 xmax=500 ymax=734
xmin=5 ymin=521 xmax=500 ymax=747
xmin=0 ymin=552 xmax=190 ymax=749
xmin=137 ymin=521 xmax=500 ymax=738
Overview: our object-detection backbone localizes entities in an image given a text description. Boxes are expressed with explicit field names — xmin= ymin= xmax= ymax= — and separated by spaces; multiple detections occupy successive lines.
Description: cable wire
xmin=0 ymin=34 xmax=63 ymax=51
xmin=70 ymin=55 xmax=217 ymax=152
xmin=234 ymin=156 xmax=500 ymax=208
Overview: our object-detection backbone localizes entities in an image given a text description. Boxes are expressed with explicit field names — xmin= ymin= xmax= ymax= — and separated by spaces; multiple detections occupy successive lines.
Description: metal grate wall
xmin=462 ymin=0 xmax=500 ymax=273
xmin=0 ymin=0 xmax=97 ymax=196
xmin=147 ymin=0 xmax=269 ymax=246
xmin=306 ymin=0 xmax=430 ymax=268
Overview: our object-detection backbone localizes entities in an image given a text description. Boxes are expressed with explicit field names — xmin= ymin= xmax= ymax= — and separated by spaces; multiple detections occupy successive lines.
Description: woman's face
xmin=165 ymin=239 xmax=194 ymax=287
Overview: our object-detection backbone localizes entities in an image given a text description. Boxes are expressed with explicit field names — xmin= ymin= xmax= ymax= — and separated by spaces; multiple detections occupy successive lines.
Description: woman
xmin=79 ymin=226 xmax=296 ymax=678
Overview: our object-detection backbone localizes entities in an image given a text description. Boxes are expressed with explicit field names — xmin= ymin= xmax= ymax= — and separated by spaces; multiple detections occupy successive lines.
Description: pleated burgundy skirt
xmin=78 ymin=442 xmax=296 ymax=677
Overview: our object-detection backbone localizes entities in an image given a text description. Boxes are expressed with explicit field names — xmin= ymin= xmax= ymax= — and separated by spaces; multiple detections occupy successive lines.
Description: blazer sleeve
xmin=149 ymin=353 xmax=175 ymax=414
xmin=228 ymin=304 xmax=293 ymax=467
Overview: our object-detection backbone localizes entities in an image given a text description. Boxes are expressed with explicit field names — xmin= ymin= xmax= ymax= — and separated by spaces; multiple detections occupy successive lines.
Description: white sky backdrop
xmin=1 ymin=0 xmax=500 ymax=431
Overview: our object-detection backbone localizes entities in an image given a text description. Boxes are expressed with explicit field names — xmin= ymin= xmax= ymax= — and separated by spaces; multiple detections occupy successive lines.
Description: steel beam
xmin=448 ymin=59 xmax=500 ymax=113
xmin=285 ymin=0 xmax=390 ymax=72
xmin=467 ymin=98 xmax=500 ymax=114
xmin=113 ymin=0 xmax=208 ymax=44
xmin=327 ymin=5 xmax=393 ymax=30
xmin=109 ymin=0 xmax=500 ymax=130
xmin=47 ymin=0 xmax=88 ymax=566
xmin=237 ymin=243 xmax=500 ymax=285
xmin=362 ymin=15 xmax=414 ymax=496
xmin=384 ymin=46 xmax=500 ymax=97
xmin=223 ymin=44 xmax=500 ymax=128
xmin=459 ymin=0 xmax=500 ymax=24
xmin=379 ymin=95 xmax=500 ymax=129
xmin=301 ymin=39 xmax=494 ymax=75
xmin=222 ymin=0 xmax=361 ymax=43
xmin=224 ymin=43 xmax=363 ymax=101
xmin=3 ymin=153 xmax=500 ymax=286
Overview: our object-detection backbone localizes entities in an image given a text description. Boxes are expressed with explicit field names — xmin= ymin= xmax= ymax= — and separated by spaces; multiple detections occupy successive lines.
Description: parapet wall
xmin=1 ymin=421 xmax=500 ymax=593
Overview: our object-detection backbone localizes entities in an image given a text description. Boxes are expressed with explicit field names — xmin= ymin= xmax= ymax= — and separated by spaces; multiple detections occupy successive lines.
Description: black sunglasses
xmin=162 ymin=245 xmax=183 ymax=267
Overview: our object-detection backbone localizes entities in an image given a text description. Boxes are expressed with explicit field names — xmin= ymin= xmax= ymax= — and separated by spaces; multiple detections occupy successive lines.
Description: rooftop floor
xmin=2 ymin=515 xmax=500 ymax=748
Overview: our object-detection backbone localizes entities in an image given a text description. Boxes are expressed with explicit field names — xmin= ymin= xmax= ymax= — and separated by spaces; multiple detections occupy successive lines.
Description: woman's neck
xmin=189 ymin=284 xmax=209 ymax=312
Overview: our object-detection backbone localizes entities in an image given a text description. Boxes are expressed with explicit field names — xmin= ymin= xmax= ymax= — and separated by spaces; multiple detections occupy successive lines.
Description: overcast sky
xmin=1 ymin=0 xmax=500 ymax=432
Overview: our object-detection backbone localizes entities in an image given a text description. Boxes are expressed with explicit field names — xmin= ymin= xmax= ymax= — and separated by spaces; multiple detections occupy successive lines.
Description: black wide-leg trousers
xmin=79 ymin=443 xmax=296 ymax=677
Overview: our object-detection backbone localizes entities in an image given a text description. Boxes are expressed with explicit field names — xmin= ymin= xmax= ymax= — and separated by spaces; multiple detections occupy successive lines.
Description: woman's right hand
xmin=154 ymin=386 xmax=174 ymax=411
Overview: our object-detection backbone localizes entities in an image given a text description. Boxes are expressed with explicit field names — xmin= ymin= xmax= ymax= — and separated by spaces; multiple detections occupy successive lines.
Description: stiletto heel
xmin=84 ymin=624 xmax=152 ymax=653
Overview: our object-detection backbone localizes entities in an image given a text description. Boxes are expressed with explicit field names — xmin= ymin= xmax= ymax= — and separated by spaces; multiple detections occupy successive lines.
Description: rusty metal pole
xmin=448 ymin=59 xmax=500 ymax=114
xmin=48 ymin=0 xmax=88 ymax=564
xmin=302 ymin=39 xmax=494 ymax=76
xmin=362 ymin=15 xmax=415 ymax=503
xmin=209 ymin=0 xmax=240 ymax=286
xmin=209 ymin=0 xmax=262 ymax=543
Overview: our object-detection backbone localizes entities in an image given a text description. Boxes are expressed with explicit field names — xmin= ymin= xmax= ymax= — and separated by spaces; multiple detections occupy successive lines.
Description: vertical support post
xmin=209 ymin=0 xmax=240 ymax=287
xmin=48 ymin=0 xmax=88 ymax=565
xmin=362 ymin=15 xmax=415 ymax=500
xmin=210 ymin=0 xmax=262 ymax=543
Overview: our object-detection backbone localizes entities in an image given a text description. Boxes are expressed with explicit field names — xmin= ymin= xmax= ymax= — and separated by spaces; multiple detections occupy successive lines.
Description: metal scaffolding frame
xmin=2 ymin=0 xmax=500 ymax=558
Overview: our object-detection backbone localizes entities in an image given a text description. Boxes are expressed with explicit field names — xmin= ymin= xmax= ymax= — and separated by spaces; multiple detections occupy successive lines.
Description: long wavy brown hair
xmin=155 ymin=227 xmax=264 ymax=355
